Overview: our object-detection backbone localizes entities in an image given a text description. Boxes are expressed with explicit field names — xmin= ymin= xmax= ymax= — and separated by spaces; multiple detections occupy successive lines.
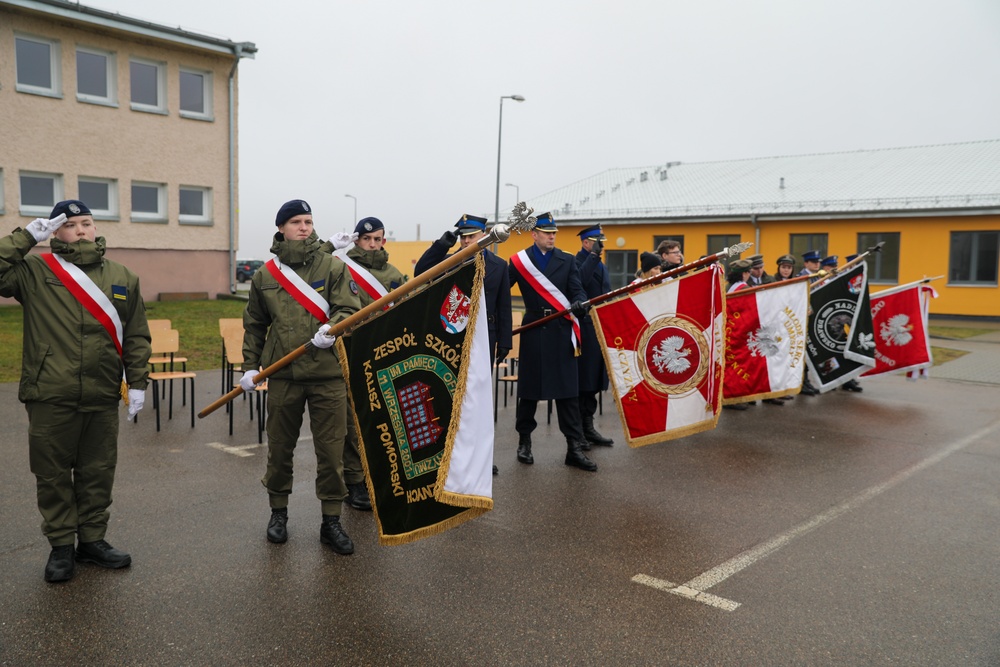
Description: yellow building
xmin=0 ymin=0 xmax=255 ymax=300
xmin=495 ymin=141 xmax=1000 ymax=318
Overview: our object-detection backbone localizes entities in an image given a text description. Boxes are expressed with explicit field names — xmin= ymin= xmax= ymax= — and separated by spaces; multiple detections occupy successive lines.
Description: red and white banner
xmin=723 ymin=279 xmax=810 ymax=403
xmin=863 ymin=282 xmax=937 ymax=378
xmin=592 ymin=266 xmax=725 ymax=448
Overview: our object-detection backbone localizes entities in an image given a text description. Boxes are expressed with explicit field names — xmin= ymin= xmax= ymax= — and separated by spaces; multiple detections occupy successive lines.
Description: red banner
xmin=863 ymin=283 xmax=937 ymax=377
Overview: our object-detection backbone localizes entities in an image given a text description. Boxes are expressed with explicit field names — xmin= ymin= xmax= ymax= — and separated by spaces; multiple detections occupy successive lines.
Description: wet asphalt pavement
xmin=1 ymin=359 xmax=998 ymax=665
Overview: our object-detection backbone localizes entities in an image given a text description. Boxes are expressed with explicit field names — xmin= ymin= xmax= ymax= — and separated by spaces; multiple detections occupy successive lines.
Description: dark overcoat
xmin=414 ymin=241 xmax=512 ymax=364
xmin=575 ymin=248 xmax=611 ymax=393
xmin=509 ymin=247 xmax=586 ymax=400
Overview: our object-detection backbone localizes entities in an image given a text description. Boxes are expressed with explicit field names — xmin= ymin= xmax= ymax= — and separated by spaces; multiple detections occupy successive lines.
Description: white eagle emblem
xmin=856 ymin=332 xmax=875 ymax=351
xmin=651 ymin=335 xmax=692 ymax=375
xmin=880 ymin=314 xmax=913 ymax=346
xmin=747 ymin=326 xmax=783 ymax=358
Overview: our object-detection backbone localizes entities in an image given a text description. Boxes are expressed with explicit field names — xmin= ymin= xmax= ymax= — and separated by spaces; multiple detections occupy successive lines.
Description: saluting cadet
xmin=322 ymin=216 xmax=408 ymax=508
xmin=508 ymin=213 xmax=597 ymax=472
xmin=0 ymin=200 xmax=151 ymax=583
xmin=242 ymin=199 xmax=362 ymax=554
xmin=575 ymin=225 xmax=614 ymax=448
xmin=415 ymin=215 xmax=513 ymax=475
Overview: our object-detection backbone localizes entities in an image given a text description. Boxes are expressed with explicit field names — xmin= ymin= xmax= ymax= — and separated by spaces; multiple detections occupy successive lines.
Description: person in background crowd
xmin=799 ymin=250 xmax=822 ymax=280
xmin=656 ymin=239 xmax=684 ymax=272
xmin=747 ymin=254 xmax=773 ymax=286
xmin=242 ymin=199 xmax=361 ymax=555
xmin=633 ymin=251 xmax=662 ymax=283
xmin=0 ymin=199 xmax=151 ymax=583
xmin=774 ymin=254 xmax=797 ymax=282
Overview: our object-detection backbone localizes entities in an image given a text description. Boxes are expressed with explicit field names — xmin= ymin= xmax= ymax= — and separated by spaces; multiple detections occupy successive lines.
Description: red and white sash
xmin=265 ymin=258 xmax=330 ymax=324
xmin=42 ymin=253 xmax=123 ymax=356
xmin=333 ymin=249 xmax=388 ymax=303
xmin=510 ymin=249 xmax=581 ymax=353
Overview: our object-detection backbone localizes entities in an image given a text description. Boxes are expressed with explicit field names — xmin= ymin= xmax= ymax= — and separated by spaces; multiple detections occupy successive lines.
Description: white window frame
xmin=179 ymin=67 xmax=214 ymax=121
xmin=129 ymin=57 xmax=167 ymax=114
xmin=19 ymin=171 xmax=64 ymax=217
xmin=178 ymin=186 xmax=213 ymax=225
xmin=78 ymin=176 xmax=118 ymax=220
xmin=76 ymin=46 xmax=118 ymax=107
xmin=130 ymin=181 xmax=167 ymax=223
xmin=14 ymin=33 xmax=62 ymax=98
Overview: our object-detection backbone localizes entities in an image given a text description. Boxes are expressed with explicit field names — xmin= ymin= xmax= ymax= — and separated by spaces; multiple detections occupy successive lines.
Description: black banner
xmin=806 ymin=263 xmax=876 ymax=392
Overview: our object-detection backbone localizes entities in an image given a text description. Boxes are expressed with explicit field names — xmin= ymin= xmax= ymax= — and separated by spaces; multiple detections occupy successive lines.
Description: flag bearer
xmin=508 ymin=213 xmax=597 ymax=472
xmin=0 ymin=200 xmax=151 ymax=583
xmin=242 ymin=199 xmax=361 ymax=554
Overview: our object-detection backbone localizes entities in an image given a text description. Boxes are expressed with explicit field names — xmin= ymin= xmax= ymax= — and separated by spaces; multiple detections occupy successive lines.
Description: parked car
xmin=236 ymin=259 xmax=264 ymax=283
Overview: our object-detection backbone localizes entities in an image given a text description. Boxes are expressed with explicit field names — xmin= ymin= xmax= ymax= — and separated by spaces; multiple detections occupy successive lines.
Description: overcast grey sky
xmin=91 ymin=0 xmax=1000 ymax=258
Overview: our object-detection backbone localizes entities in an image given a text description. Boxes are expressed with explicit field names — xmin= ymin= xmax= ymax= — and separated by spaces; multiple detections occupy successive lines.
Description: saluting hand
xmin=25 ymin=213 xmax=67 ymax=243
xmin=439 ymin=230 xmax=458 ymax=247
xmin=330 ymin=232 xmax=358 ymax=250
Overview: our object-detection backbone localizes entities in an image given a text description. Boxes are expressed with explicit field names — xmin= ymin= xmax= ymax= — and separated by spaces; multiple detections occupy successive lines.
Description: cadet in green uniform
xmin=322 ymin=217 xmax=408 ymax=511
xmin=0 ymin=200 xmax=151 ymax=583
xmin=241 ymin=200 xmax=362 ymax=554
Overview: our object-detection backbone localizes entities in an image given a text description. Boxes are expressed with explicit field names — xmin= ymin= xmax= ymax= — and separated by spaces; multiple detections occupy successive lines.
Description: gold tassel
xmin=120 ymin=380 xmax=129 ymax=405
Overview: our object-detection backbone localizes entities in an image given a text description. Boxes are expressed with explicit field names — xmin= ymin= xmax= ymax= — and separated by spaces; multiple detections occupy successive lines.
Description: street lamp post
xmin=344 ymin=194 xmax=357 ymax=228
xmin=505 ymin=182 xmax=519 ymax=207
xmin=494 ymin=95 xmax=525 ymax=227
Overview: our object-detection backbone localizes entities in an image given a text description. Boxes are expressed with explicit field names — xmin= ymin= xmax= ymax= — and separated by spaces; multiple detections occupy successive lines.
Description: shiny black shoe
xmin=723 ymin=403 xmax=749 ymax=411
xmin=800 ymin=381 xmax=819 ymax=396
xmin=565 ymin=441 xmax=598 ymax=472
xmin=266 ymin=508 xmax=288 ymax=543
xmin=44 ymin=545 xmax=75 ymax=583
xmin=763 ymin=398 xmax=784 ymax=406
xmin=516 ymin=434 xmax=533 ymax=465
xmin=583 ymin=425 xmax=614 ymax=447
xmin=347 ymin=483 xmax=372 ymax=511
xmin=320 ymin=515 xmax=355 ymax=555
xmin=492 ymin=465 xmax=498 ymax=476
xmin=842 ymin=379 xmax=864 ymax=392
xmin=76 ymin=540 xmax=131 ymax=569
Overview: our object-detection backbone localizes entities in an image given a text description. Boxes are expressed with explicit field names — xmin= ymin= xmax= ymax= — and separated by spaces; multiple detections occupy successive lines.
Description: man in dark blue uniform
xmin=574 ymin=225 xmax=613 ymax=447
xmin=415 ymin=214 xmax=513 ymax=475
xmin=508 ymin=213 xmax=597 ymax=472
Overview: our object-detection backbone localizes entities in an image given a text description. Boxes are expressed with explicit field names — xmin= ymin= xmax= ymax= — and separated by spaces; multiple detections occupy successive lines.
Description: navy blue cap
xmin=821 ymin=255 xmax=839 ymax=267
xmin=275 ymin=199 xmax=311 ymax=226
xmin=577 ymin=224 xmax=605 ymax=241
xmin=455 ymin=214 xmax=487 ymax=236
xmin=846 ymin=254 xmax=859 ymax=262
xmin=355 ymin=217 xmax=384 ymax=235
xmin=801 ymin=250 xmax=822 ymax=262
xmin=50 ymin=199 xmax=91 ymax=219
xmin=533 ymin=212 xmax=557 ymax=232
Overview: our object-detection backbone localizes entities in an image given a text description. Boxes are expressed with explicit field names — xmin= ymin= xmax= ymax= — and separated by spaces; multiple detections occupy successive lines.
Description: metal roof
xmin=3 ymin=0 xmax=256 ymax=57
xmin=524 ymin=140 xmax=1000 ymax=222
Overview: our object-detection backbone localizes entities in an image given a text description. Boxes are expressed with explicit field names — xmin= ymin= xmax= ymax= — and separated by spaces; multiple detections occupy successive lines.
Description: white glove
xmin=330 ymin=232 xmax=358 ymax=251
xmin=311 ymin=323 xmax=336 ymax=349
xmin=127 ymin=388 xmax=145 ymax=419
xmin=240 ymin=370 xmax=261 ymax=392
xmin=25 ymin=213 xmax=67 ymax=243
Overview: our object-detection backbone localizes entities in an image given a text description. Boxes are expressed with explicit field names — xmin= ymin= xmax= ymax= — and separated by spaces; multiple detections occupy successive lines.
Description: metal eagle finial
xmin=507 ymin=202 xmax=537 ymax=233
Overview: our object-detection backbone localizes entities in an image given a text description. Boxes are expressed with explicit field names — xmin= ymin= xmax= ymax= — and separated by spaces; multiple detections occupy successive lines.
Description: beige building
xmin=0 ymin=0 xmax=255 ymax=301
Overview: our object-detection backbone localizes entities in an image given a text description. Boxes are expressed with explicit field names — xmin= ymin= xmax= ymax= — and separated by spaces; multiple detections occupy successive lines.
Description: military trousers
xmin=515 ymin=397 xmax=585 ymax=442
xmin=342 ymin=408 xmax=365 ymax=486
xmin=263 ymin=378 xmax=348 ymax=516
xmin=26 ymin=402 xmax=119 ymax=547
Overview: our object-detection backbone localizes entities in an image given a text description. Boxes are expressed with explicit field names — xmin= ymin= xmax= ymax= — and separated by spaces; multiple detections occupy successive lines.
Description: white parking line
xmin=634 ymin=418 xmax=1000 ymax=611
xmin=206 ymin=442 xmax=265 ymax=457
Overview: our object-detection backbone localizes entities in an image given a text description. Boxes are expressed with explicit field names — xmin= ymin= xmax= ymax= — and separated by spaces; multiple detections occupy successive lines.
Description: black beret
xmin=275 ymin=199 xmax=311 ymax=226
xmin=355 ymin=217 xmax=384 ymax=235
xmin=50 ymin=199 xmax=91 ymax=219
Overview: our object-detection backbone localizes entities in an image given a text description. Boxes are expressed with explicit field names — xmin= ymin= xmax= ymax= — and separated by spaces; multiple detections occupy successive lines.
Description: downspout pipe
xmin=750 ymin=214 xmax=760 ymax=256
xmin=227 ymin=43 xmax=255 ymax=293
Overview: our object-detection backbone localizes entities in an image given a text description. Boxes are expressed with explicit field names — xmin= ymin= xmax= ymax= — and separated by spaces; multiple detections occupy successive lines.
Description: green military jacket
xmin=338 ymin=244 xmax=409 ymax=308
xmin=0 ymin=229 xmax=151 ymax=409
xmin=243 ymin=233 xmax=361 ymax=382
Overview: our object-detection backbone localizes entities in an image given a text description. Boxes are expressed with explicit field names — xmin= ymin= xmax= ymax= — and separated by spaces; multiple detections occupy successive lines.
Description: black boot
xmin=516 ymin=433 xmax=533 ymax=465
xmin=582 ymin=416 xmax=614 ymax=447
xmin=841 ymin=379 xmax=863 ymax=392
xmin=44 ymin=545 xmax=75 ymax=583
xmin=76 ymin=540 xmax=131 ymax=569
xmin=347 ymin=483 xmax=372 ymax=511
xmin=266 ymin=508 xmax=288 ymax=543
xmin=800 ymin=379 xmax=819 ymax=396
xmin=320 ymin=515 xmax=354 ymax=555
xmin=565 ymin=439 xmax=598 ymax=472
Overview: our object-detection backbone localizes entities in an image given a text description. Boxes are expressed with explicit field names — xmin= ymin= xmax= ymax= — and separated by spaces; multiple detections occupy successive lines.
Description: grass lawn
xmin=0 ymin=300 xmax=247 ymax=383
xmin=926 ymin=326 xmax=995 ymax=339
xmin=930 ymin=346 xmax=970 ymax=366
